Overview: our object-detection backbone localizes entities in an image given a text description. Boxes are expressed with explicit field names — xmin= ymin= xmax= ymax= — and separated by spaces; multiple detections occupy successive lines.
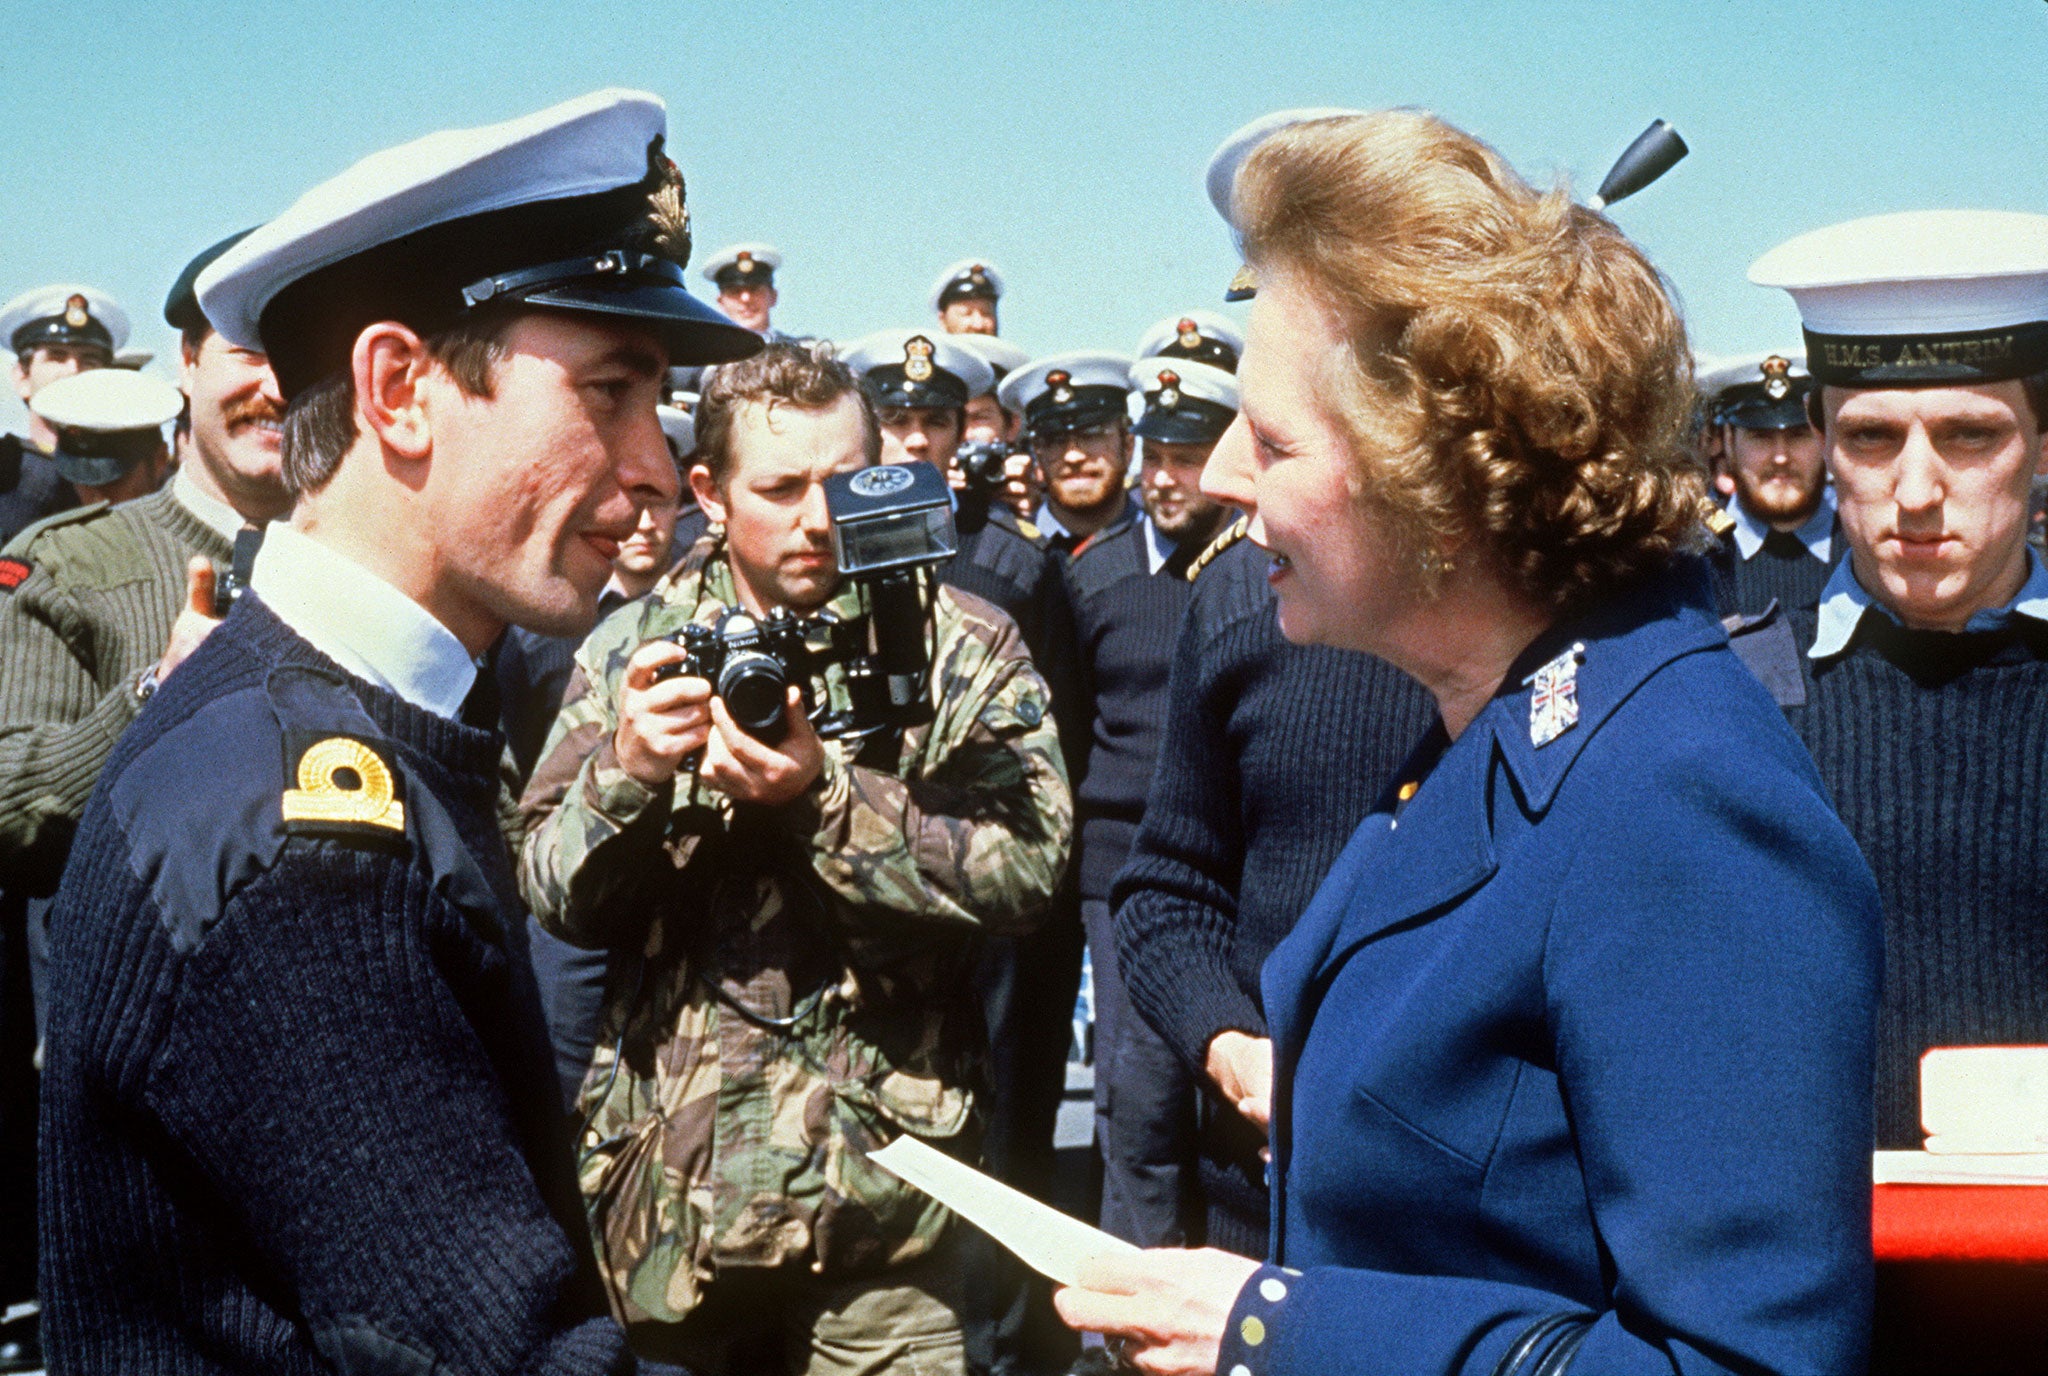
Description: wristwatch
xmin=135 ymin=665 xmax=161 ymax=703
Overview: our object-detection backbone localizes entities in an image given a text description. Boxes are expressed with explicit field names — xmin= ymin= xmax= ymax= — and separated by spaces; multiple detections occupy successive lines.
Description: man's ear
xmin=689 ymin=463 xmax=728 ymax=524
xmin=9 ymin=356 xmax=29 ymax=403
xmin=178 ymin=335 xmax=200 ymax=398
xmin=351 ymin=322 xmax=434 ymax=462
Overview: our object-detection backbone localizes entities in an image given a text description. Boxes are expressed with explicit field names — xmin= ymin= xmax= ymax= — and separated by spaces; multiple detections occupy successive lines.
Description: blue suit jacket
xmin=1222 ymin=567 xmax=1881 ymax=1376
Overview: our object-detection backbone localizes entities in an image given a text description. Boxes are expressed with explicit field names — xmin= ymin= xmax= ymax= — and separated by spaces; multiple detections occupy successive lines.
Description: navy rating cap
xmin=197 ymin=89 xmax=763 ymax=400
xmin=1697 ymin=352 xmax=1812 ymax=430
xmin=1135 ymin=310 xmax=1244 ymax=373
xmin=31 ymin=368 xmax=180 ymax=486
xmin=165 ymin=229 xmax=257 ymax=336
xmin=702 ymin=243 xmax=781 ymax=291
xmin=1750 ymin=211 xmax=2048 ymax=388
xmin=929 ymin=258 xmax=1005 ymax=314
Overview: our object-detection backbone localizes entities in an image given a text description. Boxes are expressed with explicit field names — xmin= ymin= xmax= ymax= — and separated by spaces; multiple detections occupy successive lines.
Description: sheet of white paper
xmin=1874 ymin=1150 xmax=2048 ymax=1186
xmin=869 ymin=1135 xmax=1140 ymax=1285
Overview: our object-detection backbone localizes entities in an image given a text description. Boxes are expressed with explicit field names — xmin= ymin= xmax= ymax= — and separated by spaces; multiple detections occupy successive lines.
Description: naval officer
xmin=0 ymin=286 xmax=130 ymax=544
xmin=37 ymin=87 xmax=759 ymax=1373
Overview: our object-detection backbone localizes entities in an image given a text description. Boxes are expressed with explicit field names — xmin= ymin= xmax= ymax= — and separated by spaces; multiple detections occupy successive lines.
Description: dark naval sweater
xmin=1110 ymin=533 xmax=1434 ymax=1247
xmin=39 ymin=595 xmax=626 ymax=1374
xmin=1709 ymin=524 xmax=1840 ymax=619
xmin=1788 ymin=607 xmax=2048 ymax=1150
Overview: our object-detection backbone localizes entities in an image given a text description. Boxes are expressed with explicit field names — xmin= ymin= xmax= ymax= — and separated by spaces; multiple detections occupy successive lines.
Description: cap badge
xmin=1177 ymin=318 xmax=1201 ymax=350
xmin=1157 ymin=369 xmax=1181 ymax=409
xmin=640 ymin=143 xmax=692 ymax=269
xmin=1047 ymin=369 xmax=1073 ymax=405
xmin=1525 ymin=643 xmax=1586 ymax=748
xmin=967 ymin=266 xmax=990 ymax=292
xmin=63 ymin=295 xmax=90 ymax=330
xmin=736 ymin=251 xmax=754 ymax=274
xmin=904 ymin=335 xmax=936 ymax=383
xmin=1761 ymin=354 xmax=1792 ymax=400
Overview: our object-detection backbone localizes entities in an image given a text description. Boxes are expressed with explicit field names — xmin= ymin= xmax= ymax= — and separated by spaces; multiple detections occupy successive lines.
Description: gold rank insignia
xmin=1225 ymin=264 xmax=1257 ymax=301
xmin=904 ymin=335 xmax=936 ymax=383
xmin=282 ymin=736 xmax=406 ymax=833
xmin=1700 ymin=496 xmax=1737 ymax=538
xmin=1185 ymin=514 xmax=1248 ymax=582
xmin=1177 ymin=318 xmax=1201 ymax=350
xmin=1047 ymin=369 xmax=1073 ymax=405
xmin=1157 ymin=369 xmax=1181 ymax=409
xmin=1761 ymin=354 xmax=1792 ymax=400
xmin=64 ymin=294 xmax=90 ymax=329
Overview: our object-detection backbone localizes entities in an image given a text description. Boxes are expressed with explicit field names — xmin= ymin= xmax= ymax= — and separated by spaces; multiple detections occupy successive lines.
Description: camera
xmin=953 ymin=439 xmax=1011 ymax=500
xmin=646 ymin=461 xmax=960 ymax=755
xmin=653 ymin=607 xmax=834 ymax=746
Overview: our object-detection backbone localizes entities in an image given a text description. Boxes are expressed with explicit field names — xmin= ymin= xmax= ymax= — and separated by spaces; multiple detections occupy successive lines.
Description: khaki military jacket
xmin=0 ymin=486 xmax=230 ymax=889
xmin=515 ymin=529 xmax=1070 ymax=1327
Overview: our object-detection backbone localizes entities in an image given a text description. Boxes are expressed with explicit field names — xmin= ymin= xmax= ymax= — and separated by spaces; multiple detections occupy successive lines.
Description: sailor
xmin=998 ymin=351 xmax=1137 ymax=556
xmin=1749 ymin=203 xmax=2048 ymax=1373
xmin=930 ymin=258 xmax=1004 ymax=336
xmin=27 ymin=368 xmax=179 ymax=507
xmin=700 ymin=240 xmax=788 ymax=340
xmin=0 ymin=285 xmax=130 ymax=544
xmin=37 ymin=88 xmax=757 ymax=1372
xmin=841 ymin=326 xmax=992 ymax=475
xmin=954 ymin=332 xmax=1037 ymax=523
xmin=1698 ymin=351 xmax=1839 ymax=616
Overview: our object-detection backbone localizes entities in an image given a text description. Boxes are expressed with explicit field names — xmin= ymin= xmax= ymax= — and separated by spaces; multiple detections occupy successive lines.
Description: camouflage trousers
xmin=628 ymin=1237 xmax=968 ymax=1376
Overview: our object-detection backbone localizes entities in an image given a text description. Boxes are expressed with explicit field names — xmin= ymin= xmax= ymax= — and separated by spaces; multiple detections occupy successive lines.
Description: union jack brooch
xmin=1525 ymin=642 xmax=1586 ymax=748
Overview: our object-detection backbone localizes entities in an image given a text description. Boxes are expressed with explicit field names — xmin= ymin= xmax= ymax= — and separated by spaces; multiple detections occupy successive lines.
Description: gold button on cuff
xmin=1241 ymin=1315 xmax=1266 ymax=1347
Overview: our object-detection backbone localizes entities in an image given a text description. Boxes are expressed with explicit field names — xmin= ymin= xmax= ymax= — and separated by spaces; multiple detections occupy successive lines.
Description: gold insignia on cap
xmin=1047 ymin=369 xmax=1073 ymax=405
xmin=1177 ymin=318 xmax=1201 ymax=350
xmin=736 ymin=251 xmax=754 ymax=274
xmin=904 ymin=335 xmax=936 ymax=383
xmin=63 ymin=295 xmax=90 ymax=330
xmin=641 ymin=143 xmax=693 ymax=269
xmin=1761 ymin=354 xmax=1792 ymax=400
xmin=281 ymin=737 xmax=406 ymax=832
xmin=1157 ymin=369 xmax=1181 ymax=409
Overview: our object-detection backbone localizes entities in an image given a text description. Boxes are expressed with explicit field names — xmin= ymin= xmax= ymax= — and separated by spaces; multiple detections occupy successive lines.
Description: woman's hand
xmin=1053 ymin=1248 xmax=1261 ymax=1376
xmin=1205 ymin=1031 xmax=1273 ymax=1131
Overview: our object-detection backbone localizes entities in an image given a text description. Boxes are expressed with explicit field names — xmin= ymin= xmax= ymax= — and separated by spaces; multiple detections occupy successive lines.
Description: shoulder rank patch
xmin=0 ymin=558 xmax=30 ymax=591
xmin=282 ymin=734 xmax=406 ymax=836
xmin=1015 ymin=517 xmax=1042 ymax=543
xmin=1185 ymin=515 xmax=1249 ymax=582
xmin=1702 ymin=502 xmax=1737 ymax=538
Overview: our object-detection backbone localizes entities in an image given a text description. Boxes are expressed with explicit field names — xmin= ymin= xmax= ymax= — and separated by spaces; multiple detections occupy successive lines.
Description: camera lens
xmin=718 ymin=652 xmax=790 ymax=743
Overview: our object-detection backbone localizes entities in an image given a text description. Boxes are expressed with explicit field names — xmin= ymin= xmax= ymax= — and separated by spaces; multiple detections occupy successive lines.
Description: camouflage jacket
xmin=515 ymin=530 xmax=1071 ymax=1326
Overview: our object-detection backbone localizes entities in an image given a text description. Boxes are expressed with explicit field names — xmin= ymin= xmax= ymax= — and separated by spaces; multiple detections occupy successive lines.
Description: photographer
xmin=516 ymin=341 xmax=1071 ymax=1375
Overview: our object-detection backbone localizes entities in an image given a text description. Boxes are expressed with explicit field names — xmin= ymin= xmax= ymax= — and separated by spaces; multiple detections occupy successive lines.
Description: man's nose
xmin=1894 ymin=426 xmax=1945 ymax=513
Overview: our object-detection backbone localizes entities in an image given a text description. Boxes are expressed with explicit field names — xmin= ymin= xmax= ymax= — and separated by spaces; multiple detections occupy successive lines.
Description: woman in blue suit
xmin=1055 ymin=109 xmax=1882 ymax=1376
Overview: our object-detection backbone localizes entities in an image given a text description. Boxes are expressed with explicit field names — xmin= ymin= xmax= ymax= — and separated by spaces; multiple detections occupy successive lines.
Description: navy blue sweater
xmin=1110 ymin=536 xmax=1434 ymax=1248
xmin=1789 ymin=609 xmax=2048 ymax=1149
xmin=39 ymin=595 xmax=626 ymax=1374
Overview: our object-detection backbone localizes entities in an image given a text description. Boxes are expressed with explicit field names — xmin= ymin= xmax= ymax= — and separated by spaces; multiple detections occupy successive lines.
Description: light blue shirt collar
xmin=1729 ymin=485 xmax=1835 ymax=563
xmin=1809 ymin=544 xmax=2048 ymax=660
xmin=171 ymin=468 xmax=247 ymax=547
xmin=1033 ymin=501 xmax=1077 ymax=543
xmin=249 ymin=523 xmax=478 ymax=719
xmin=1143 ymin=512 xmax=1177 ymax=576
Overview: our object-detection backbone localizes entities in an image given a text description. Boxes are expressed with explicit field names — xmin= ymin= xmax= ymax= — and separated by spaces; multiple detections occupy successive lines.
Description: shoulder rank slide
xmin=0 ymin=558 xmax=30 ymax=591
xmin=1702 ymin=502 xmax=1737 ymax=538
xmin=1185 ymin=515 xmax=1249 ymax=582
xmin=281 ymin=734 xmax=406 ymax=837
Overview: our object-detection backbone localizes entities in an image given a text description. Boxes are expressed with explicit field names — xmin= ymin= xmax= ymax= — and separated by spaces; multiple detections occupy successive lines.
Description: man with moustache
xmin=999 ymin=353 xmax=1137 ymax=557
xmin=0 ymin=236 xmax=286 ymax=1375
xmin=1749 ymin=211 xmax=2048 ymax=1369
xmin=0 ymin=285 xmax=131 ymax=545
xmin=1700 ymin=352 xmax=1841 ymax=617
xmin=1064 ymin=354 xmax=1236 ymax=1251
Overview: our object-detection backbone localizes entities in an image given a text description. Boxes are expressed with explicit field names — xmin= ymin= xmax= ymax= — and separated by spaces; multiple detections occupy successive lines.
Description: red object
xmin=0 ymin=558 xmax=30 ymax=590
xmin=1874 ymin=1184 xmax=2048 ymax=1263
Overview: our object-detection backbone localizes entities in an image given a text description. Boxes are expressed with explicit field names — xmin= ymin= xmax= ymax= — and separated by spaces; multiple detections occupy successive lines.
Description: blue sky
xmin=4 ymin=0 xmax=2043 ymax=431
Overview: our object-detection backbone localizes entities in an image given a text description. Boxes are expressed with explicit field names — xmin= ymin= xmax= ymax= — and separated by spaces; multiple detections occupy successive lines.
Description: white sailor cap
xmin=701 ymin=243 xmax=782 ymax=290
xmin=657 ymin=402 xmax=695 ymax=456
xmin=1135 ymin=310 xmax=1244 ymax=373
xmin=0 ymin=284 xmax=130 ymax=358
xmin=1131 ymin=357 xmax=1239 ymax=444
xmin=196 ymin=88 xmax=761 ymax=401
xmin=997 ymin=351 xmax=1132 ymax=437
xmin=30 ymin=368 xmax=181 ymax=486
xmin=1749 ymin=211 xmax=2048 ymax=388
xmin=929 ymin=259 xmax=1005 ymax=315
xmin=950 ymin=333 xmax=1030 ymax=395
xmin=841 ymin=328 xmax=995 ymax=411
xmin=1697 ymin=351 xmax=1811 ymax=429
xmin=1205 ymin=108 xmax=1363 ymax=301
